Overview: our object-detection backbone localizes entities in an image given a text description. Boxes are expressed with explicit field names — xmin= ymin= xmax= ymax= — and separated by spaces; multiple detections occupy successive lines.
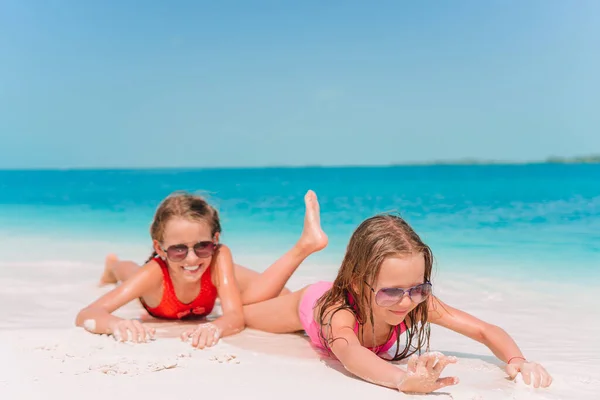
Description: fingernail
xmin=454 ymin=378 xmax=459 ymax=384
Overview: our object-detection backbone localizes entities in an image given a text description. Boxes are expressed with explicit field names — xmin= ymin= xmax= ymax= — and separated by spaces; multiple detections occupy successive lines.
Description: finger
xmin=209 ymin=329 xmax=221 ymax=347
xmin=192 ymin=328 xmax=202 ymax=348
xmin=132 ymin=320 xmax=146 ymax=342
xmin=416 ymin=354 xmax=429 ymax=372
xmin=434 ymin=376 xmax=459 ymax=390
xmin=181 ymin=328 xmax=193 ymax=342
xmin=533 ymin=370 xmax=541 ymax=388
xmin=146 ymin=326 xmax=156 ymax=340
xmin=521 ymin=369 xmax=532 ymax=386
xmin=433 ymin=356 xmax=457 ymax=374
xmin=407 ymin=354 xmax=418 ymax=373
xmin=125 ymin=321 xmax=140 ymax=343
xmin=197 ymin=328 xmax=209 ymax=349
xmin=537 ymin=366 xmax=551 ymax=388
xmin=546 ymin=373 xmax=553 ymax=388
xmin=111 ymin=326 xmax=122 ymax=342
xmin=205 ymin=331 xmax=215 ymax=348
xmin=425 ymin=353 xmax=438 ymax=371
xmin=118 ymin=325 xmax=129 ymax=342
xmin=506 ymin=364 xmax=519 ymax=380
xmin=210 ymin=331 xmax=220 ymax=347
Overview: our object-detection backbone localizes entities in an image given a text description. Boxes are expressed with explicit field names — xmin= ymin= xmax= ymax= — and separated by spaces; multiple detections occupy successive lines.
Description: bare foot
xmin=99 ymin=254 xmax=119 ymax=286
xmin=297 ymin=190 xmax=328 ymax=253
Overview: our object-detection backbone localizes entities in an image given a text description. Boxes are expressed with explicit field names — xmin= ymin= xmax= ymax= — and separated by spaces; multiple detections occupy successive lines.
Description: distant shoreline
xmin=0 ymin=155 xmax=598 ymax=171
xmin=404 ymin=154 xmax=600 ymax=166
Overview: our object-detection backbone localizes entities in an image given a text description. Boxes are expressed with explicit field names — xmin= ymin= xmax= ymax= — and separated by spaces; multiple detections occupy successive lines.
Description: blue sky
xmin=1 ymin=0 xmax=598 ymax=169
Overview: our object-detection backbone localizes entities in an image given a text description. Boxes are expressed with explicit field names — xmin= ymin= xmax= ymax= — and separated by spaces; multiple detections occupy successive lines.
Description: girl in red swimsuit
xmin=75 ymin=190 xmax=327 ymax=349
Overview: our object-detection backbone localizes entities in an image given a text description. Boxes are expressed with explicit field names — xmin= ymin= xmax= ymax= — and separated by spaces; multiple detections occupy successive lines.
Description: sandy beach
xmin=2 ymin=0 xmax=599 ymax=397
xmin=1 ymin=246 xmax=598 ymax=400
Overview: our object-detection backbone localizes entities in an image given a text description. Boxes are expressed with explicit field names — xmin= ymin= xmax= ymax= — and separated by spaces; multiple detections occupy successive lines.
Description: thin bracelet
xmin=507 ymin=356 xmax=526 ymax=364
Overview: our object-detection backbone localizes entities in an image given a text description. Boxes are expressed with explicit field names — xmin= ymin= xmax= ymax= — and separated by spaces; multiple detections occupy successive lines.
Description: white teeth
xmin=183 ymin=265 xmax=200 ymax=271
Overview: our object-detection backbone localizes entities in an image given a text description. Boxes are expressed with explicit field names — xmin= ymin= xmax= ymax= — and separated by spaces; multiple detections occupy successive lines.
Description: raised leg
xmin=234 ymin=264 xmax=291 ymax=297
xmin=99 ymin=254 xmax=141 ymax=286
xmin=236 ymin=190 xmax=327 ymax=305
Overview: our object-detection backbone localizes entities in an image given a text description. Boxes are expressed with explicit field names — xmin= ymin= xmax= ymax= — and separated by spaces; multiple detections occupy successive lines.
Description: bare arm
xmin=427 ymin=295 xmax=524 ymax=363
xmin=327 ymin=309 xmax=406 ymax=388
xmin=75 ymin=261 xmax=162 ymax=337
xmin=182 ymin=245 xmax=245 ymax=348
xmin=326 ymin=309 xmax=457 ymax=393
xmin=210 ymin=245 xmax=245 ymax=337
xmin=427 ymin=295 xmax=553 ymax=387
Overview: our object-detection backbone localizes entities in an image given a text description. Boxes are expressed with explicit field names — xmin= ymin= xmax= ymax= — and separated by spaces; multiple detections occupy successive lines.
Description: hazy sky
xmin=1 ymin=0 xmax=598 ymax=169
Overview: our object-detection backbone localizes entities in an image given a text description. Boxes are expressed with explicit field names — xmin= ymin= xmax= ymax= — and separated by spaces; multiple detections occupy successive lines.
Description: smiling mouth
xmin=389 ymin=309 xmax=408 ymax=315
xmin=182 ymin=265 xmax=201 ymax=272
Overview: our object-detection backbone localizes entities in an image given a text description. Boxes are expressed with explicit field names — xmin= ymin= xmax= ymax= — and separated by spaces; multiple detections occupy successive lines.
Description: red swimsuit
xmin=140 ymin=257 xmax=218 ymax=320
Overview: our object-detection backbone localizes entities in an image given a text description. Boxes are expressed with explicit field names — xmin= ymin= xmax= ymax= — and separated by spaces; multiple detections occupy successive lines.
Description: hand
xmin=181 ymin=323 xmax=221 ymax=349
xmin=397 ymin=352 xmax=459 ymax=394
xmin=109 ymin=318 xmax=155 ymax=343
xmin=506 ymin=359 xmax=553 ymax=388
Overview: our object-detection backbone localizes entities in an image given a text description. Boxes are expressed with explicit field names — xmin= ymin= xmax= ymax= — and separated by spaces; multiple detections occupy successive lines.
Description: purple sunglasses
xmin=365 ymin=281 xmax=432 ymax=307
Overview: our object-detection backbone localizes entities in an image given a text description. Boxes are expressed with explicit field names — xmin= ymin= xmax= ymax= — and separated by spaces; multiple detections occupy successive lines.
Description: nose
xmin=184 ymin=248 xmax=199 ymax=265
xmin=398 ymin=292 xmax=412 ymax=308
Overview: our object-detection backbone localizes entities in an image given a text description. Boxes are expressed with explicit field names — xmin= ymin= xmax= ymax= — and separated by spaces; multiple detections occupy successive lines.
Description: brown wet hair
xmin=316 ymin=213 xmax=433 ymax=361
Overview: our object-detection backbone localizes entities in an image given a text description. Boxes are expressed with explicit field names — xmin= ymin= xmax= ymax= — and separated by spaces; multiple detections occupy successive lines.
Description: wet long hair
xmin=315 ymin=214 xmax=433 ymax=361
xmin=145 ymin=191 xmax=222 ymax=263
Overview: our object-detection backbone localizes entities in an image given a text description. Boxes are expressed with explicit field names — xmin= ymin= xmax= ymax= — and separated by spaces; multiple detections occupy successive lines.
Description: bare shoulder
xmin=405 ymin=295 xmax=445 ymax=328
xmin=424 ymin=295 xmax=454 ymax=322
xmin=317 ymin=302 xmax=361 ymax=352
xmin=317 ymin=302 xmax=357 ymax=332
xmin=139 ymin=258 xmax=164 ymax=290
xmin=214 ymin=243 xmax=233 ymax=264
xmin=210 ymin=244 xmax=234 ymax=286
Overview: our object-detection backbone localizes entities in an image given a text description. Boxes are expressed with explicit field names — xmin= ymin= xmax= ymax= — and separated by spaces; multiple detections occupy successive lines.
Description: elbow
xmin=75 ymin=308 xmax=87 ymax=327
xmin=330 ymin=340 xmax=353 ymax=363
xmin=479 ymin=322 xmax=503 ymax=344
xmin=234 ymin=313 xmax=246 ymax=333
xmin=223 ymin=313 xmax=245 ymax=337
xmin=75 ymin=306 xmax=95 ymax=328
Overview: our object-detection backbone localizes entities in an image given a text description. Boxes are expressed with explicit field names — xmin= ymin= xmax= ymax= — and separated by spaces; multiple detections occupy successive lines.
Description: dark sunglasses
xmin=365 ymin=281 xmax=432 ymax=307
xmin=161 ymin=241 xmax=217 ymax=262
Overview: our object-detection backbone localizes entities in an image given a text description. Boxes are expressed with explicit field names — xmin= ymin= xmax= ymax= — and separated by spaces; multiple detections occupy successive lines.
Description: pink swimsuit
xmin=298 ymin=281 xmax=406 ymax=354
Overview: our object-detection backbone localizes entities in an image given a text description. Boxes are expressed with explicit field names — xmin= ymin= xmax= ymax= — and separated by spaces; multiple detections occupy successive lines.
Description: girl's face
xmin=370 ymin=253 xmax=428 ymax=326
xmin=153 ymin=217 xmax=218 ymax=283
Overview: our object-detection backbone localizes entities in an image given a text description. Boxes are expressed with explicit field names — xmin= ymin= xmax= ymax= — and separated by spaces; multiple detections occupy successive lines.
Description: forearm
xmin=335 ymin=343 xmax=405 ymax=390
xmin=75 ymin=307 xmax=122 ymax=335
xmin=481 ymin=324 xmax=524 ymax=363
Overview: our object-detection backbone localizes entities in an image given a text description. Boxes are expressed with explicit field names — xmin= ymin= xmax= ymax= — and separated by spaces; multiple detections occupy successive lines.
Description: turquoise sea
xmin=1 ymin=164 xmax=599 ymax=283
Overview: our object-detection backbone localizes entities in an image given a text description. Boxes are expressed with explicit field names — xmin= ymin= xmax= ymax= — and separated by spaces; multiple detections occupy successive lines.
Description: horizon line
xmin=1 ymin=155 xmax=599 ymax=172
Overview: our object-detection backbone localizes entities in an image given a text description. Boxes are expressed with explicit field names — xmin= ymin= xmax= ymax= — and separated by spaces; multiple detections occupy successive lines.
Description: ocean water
xmin=1 ymin=164 xmax=599 ymax=284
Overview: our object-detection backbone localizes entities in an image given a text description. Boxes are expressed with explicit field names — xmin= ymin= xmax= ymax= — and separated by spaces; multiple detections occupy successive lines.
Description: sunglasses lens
xmin=410 ymin=283 xmax=432 ymax=303
xmin=166 ymin=245 xmax=188 ymax=262
xmin=375 ymin=288 xmax=405 ymax=307
xmin=193 ymin=241 xmax=215 ymax=258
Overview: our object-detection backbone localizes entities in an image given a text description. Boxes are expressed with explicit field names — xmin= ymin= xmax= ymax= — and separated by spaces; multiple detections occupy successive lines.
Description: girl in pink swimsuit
xmin=244 ymin=197 xmax=553 ymax=395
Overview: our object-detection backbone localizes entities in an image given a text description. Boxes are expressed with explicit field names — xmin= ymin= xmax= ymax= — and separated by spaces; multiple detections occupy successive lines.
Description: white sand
xmin=1 ymin=246 xmax=599 ymax=400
